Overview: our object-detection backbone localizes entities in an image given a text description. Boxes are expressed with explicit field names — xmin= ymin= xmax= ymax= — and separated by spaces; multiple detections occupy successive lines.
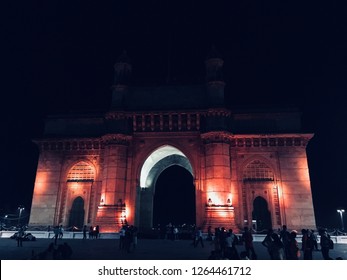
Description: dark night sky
xmin=1 ymin=1 xmax=347 ymax=228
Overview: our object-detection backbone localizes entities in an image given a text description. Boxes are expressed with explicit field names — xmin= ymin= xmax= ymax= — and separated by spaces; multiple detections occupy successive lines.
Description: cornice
xmin=34 ymin=138 xmax=103 ymax=151
xmin=201 ymin=132 xmax=313 ymax=147
xmin=201 ymin=131 xmax=233 ymax=144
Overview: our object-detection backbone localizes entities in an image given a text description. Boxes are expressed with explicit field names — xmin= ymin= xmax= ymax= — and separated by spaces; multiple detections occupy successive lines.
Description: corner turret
xmin=111 ymin=51 xmax=132 ymax=108
xmin=205 ymin=46 xmax=225 ymax=107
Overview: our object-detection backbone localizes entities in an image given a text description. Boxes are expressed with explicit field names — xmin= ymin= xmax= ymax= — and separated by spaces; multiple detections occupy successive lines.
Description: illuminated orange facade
xmin=29 ymin=51 xmax=316 ymax=232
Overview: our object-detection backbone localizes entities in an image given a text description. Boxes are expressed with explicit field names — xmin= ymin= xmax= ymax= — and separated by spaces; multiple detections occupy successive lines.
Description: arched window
xmin=67 ymin=161 xmax=95 ymax=182
xmin=243 ymin=160 xmax=274 ymax=182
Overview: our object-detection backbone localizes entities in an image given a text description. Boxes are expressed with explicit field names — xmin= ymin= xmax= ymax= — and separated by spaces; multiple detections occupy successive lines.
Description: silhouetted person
xmin=83 ymin=225 xmax=87 ymax=239
xmin=207 ymin=226 xmax=213 ymax=241
xmin=271 ymin=233 xmax=285 ymax=259
xmin=242 ymin=227 xmax=257 ymax=259
xmin=58 ymin=225 xmax=64 ymax=239
xmin=280 ymin=225 xmax=291 ymax=259
xmin=287 ymin=230 xmax=300 ymax=260
xmin=262 ymin=228 xmax=274 ymax=259
xmin=301 ymin=229 xmax=313 ymax=260
xmin=194 ymin=227 xmax=204 ymax=248
xmin=89 ymin=226 xmax=94 ymax=239
xmin=53 ymin=226 xmax=59 ymax=245
xmin=310 ymin=229 xmax=318 ymax=250
xmin=119 ymin=225 xmax=126 ymax=249
xmin=319 ymin=228 xmax=332 ymax=260
xmin=224 ymin=229 xmax=239 ymax=259
xmin=16 ymin=227 xmax=24 ymax=247
xmin=95 ymin=225 xmax=100 ymax=239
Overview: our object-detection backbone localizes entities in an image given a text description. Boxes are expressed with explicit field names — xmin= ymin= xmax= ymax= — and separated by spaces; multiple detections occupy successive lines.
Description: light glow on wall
xmin=33 ymin=172 xmax=49 ymax=194
xmin=121 ymin=207 xmax=131 ymax=224
xmin=206 ymin=192 xmax=223 ymax=205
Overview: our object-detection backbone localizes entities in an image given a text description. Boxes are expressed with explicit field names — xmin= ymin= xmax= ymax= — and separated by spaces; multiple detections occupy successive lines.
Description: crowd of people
xmin=118 ymin=224 xmax=138 ymax=253
xmin=260 ymin=225 xmax=334 ymax=260
xmin=13 ymin=222 xmax=342 ymax=260
xmin=207 ymin=226 xmax=255 ymax=260
xmin=205 ymin=224 xmax=338 ymax=260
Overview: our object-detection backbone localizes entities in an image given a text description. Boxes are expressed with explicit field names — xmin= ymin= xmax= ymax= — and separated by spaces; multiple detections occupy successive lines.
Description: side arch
xmin=57 ymin=160 xmax=96 ymax=228
xmin=240 ymin=158 xmax=281 ymax=230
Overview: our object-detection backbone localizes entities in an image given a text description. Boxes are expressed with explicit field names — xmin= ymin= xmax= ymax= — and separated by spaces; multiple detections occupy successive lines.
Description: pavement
xmin=1 ymin=236 xmax=347 ymax=260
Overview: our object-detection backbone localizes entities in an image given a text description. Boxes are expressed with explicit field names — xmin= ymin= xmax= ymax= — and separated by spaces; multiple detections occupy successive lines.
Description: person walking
xmin=241 ymin=227 xmax=257 ymax=259
xmin=262 ymin=228 xmax=275 ymax=259
xmin=194 ymin=227 xmax=204 ymax=248
xmin=271 ymin=233 xmax=285 ymax=260
xmin=53 ymin=226 xmax=59 ymax=245
xmin=224 ymin=229 xmax=239 ymax=259
xmin=58 ymin=225 xmax=64 ymax=239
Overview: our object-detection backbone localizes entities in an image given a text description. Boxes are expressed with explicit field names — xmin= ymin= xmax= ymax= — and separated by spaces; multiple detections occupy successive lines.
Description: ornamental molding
xmin=131 ymin=111 xmax=202 ymax=132
xmin=35 ymin=138 xmax=103 ymax=151
xmin=201 ymin=132 xmax=313 ymax=147
xmin=101 ymin=134 xmax=132 ymax=145
xmin=230 ymin=134 xmax=313 ymax=148
xmin=201 ymin=131 xmax=233 ymax=144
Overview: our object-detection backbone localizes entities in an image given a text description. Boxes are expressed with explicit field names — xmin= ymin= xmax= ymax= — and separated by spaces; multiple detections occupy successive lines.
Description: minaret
xmin=205 ymin=46 xmax=226 ymax=107
xmin=111 ymin=51 xmax=132 ymax=109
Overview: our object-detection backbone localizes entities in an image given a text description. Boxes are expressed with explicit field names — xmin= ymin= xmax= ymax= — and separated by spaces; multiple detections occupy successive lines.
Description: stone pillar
xmin=29 ymin=143 xmax=63 ymax=227
xmin=278 ymin=142 xmax=316 ymax=230
xmin=138 ymin=188 xmax=154 ymax=231
xmin=202 ymin=132 xmax=237 ymax=231
xmin=95 ymin=134 xmax=131 ymax=232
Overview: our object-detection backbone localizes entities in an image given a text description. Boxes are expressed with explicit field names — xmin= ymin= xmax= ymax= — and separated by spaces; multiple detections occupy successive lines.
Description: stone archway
xmin=138 ymin=145 xmax=194 ymax=232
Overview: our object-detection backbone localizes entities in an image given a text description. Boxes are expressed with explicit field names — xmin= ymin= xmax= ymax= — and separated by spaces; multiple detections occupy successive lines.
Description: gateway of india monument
xmin=29 ymin=49 xmax=316 ymax=233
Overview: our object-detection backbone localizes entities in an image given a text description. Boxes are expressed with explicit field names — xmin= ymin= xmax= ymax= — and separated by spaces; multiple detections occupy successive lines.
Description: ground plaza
xmin=1 ymin=231 xmax=346 ymax=260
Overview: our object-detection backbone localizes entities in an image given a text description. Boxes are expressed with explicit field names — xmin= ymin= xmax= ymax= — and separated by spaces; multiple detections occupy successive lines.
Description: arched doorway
xmin=138 ymin=145 xmax=194 ymax=232
xmin=153 ymin=165 xmax=195 ymax=227
xmin=252 ymin=196 xmax=272 ymax=232
xmin=69 ymin=196 xmax=85 ymax=229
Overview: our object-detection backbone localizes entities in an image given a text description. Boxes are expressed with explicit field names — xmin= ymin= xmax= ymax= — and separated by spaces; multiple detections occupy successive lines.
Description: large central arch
xmin=138 ymin=145 xmax=194 ymax=231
